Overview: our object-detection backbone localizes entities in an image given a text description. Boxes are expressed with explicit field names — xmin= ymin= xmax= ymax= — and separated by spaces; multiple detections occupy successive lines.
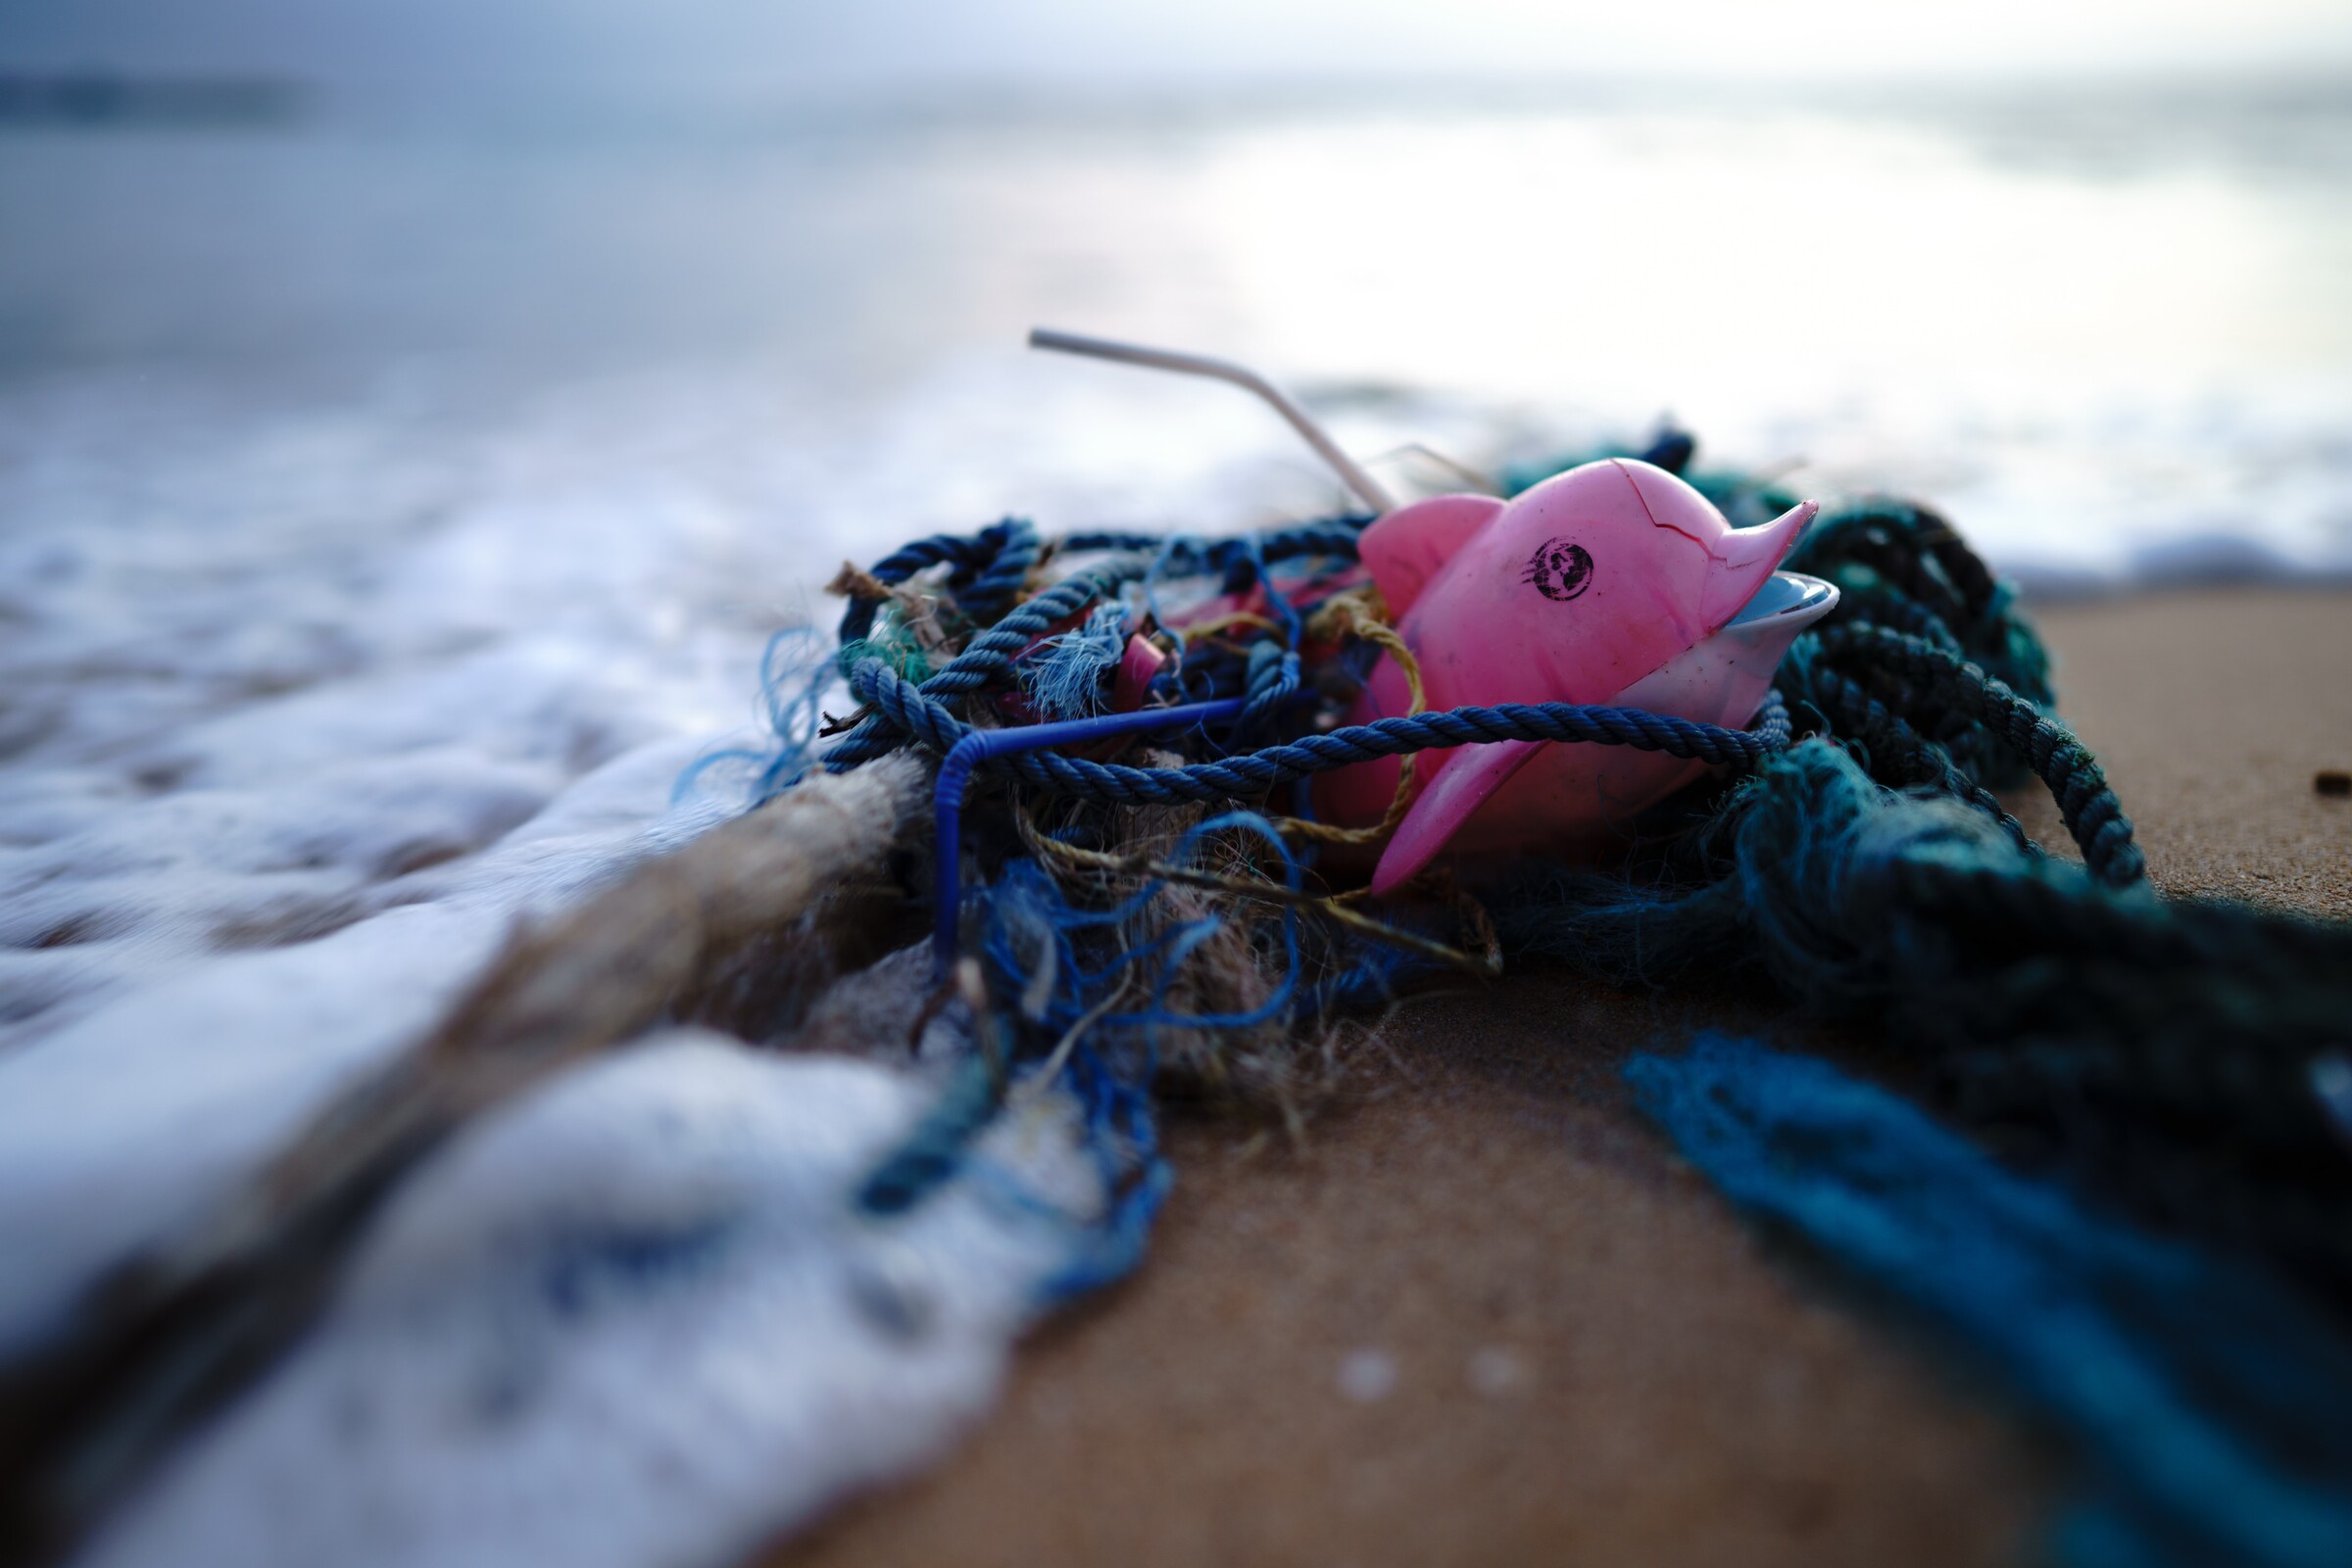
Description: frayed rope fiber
xmin=1019 ymin=603 xmax=1129 ymax=722
xmin=1632 ymin=1038 xmax=2352 ymax=1568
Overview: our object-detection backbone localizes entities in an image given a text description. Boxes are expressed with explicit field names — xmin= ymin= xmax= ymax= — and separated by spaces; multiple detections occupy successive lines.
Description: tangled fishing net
xmin=785 ymin=430 xmax=2352 ymax=1315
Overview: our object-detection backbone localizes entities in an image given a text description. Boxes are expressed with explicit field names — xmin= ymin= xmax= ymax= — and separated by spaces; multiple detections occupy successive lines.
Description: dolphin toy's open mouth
xmin=1723 ymin=568 xmax=1838 ymax=628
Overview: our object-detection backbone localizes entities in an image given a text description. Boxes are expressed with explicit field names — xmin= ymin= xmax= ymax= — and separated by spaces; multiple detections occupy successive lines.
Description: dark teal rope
xmin=1805 ymin=622 xmax=2143 ymax=888
xmin=1799 ymin=658 xmax=2036 ymax=858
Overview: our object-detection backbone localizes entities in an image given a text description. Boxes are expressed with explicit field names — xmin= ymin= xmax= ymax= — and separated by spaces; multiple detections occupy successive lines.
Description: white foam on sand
xmin=74 ymin=1032 xmax=1104 ymax=1568
xmin=0 ymin=730 xmax=749 ymax=1353
xmin=0 ymin=368 xmax=1124 ymax=1566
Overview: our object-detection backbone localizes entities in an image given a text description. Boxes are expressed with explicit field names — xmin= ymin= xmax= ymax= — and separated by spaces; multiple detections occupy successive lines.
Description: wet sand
xmin=775 ymin=588 xmax=2352 ymax=1568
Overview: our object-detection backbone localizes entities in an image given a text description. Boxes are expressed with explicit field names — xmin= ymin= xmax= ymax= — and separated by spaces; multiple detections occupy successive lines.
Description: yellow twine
xmin=1265 ymin=586 xmax=1427 ymax=847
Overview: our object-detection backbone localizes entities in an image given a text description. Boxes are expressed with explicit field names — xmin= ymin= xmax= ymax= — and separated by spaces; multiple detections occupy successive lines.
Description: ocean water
xmin=0 ymin=82 xmax=2347 ymax=1566
xmin=8 ymin=83 xmax=2350 ymax=563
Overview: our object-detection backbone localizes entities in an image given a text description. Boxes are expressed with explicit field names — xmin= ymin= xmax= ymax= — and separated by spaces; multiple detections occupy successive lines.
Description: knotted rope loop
xmin=833 ymin=516 xmax=1044 ymax=647
xmin=825 ymin=554 xmax=1150 ymax=771
xmin=1238 ymin=642 xmax=1301 ymax=735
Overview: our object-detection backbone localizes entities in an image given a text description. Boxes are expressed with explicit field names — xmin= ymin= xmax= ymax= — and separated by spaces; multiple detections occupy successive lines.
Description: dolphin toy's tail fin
xmin=1357 ymin=494 xmax=1505 ymax=615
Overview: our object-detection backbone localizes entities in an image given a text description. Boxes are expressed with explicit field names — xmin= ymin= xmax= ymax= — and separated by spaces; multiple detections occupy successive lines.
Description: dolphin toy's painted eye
xmin=1521 ymin=538 xmax=1594 ymax=602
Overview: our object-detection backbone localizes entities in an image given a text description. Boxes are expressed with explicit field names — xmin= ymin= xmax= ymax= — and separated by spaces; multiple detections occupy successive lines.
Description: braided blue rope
xmin=1059 ymin=517 xmax=1369 ymax=571
xmin=1634 ymin=1037 xmax=2352 ymax=1568
xmin=953 ymin=516 xmax=1043 ymax=628
xmin=842 ymin=656 xmax=1788 ymax=803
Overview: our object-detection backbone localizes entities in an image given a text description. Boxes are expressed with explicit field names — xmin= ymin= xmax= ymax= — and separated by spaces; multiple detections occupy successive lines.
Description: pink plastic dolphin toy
xmin=1315 ymin=458 xmax=1836 ymax=893
xmin=1020 ymin=329 xmax=1838 ymax=894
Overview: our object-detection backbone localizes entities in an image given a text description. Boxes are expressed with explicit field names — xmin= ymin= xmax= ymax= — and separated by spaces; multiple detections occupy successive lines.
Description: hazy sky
xmin=6 ymin=0 xmax=2351 ymax=93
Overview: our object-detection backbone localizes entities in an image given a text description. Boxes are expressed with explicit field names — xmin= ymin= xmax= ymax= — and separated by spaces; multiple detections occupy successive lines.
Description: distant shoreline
xmin=2006 ymin=558 xmax=2352 ymax=604
xmin=0 ymin=73 xmax=304 ymax=130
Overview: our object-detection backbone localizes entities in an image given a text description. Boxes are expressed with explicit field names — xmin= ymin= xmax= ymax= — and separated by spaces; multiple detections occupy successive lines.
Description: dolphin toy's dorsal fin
xmin=1357 ymin=494 xmax=1505 ymax=615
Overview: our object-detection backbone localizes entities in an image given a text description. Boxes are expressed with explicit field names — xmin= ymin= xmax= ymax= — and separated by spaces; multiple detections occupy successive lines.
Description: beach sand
xmin=775 ymin=588 xmax=2352 ymax=1568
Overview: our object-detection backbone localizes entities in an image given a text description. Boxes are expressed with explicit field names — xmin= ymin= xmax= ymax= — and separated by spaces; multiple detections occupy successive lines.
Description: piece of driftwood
xmin=0 ymin=755 xmax=927 ymax=1563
